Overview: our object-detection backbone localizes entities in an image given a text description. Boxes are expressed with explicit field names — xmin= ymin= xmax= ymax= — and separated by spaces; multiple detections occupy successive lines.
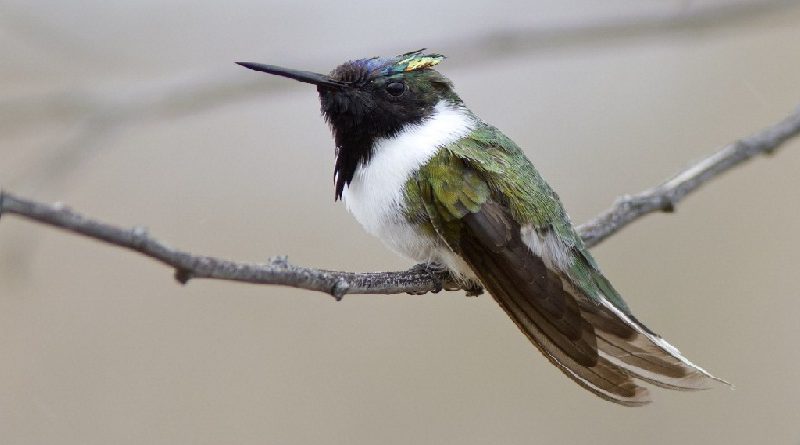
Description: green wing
xmin=406 ymin=123 xmax=722 ymax=405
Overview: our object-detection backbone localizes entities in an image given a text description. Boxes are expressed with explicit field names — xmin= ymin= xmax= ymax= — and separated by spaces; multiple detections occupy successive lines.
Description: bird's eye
xmin=385 ymin=82 xmax=406 ymax=97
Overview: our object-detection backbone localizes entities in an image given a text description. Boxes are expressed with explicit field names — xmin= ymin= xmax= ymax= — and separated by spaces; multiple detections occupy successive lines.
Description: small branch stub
xmin=331 ymin=279 xmax=350 ymax=301
xmin=174 ymin=269 xmax=192 ymax=285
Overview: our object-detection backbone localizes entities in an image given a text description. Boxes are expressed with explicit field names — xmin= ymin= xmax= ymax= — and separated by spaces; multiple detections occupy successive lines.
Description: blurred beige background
xmin=2 ymin=1 xmax=800 ymax=444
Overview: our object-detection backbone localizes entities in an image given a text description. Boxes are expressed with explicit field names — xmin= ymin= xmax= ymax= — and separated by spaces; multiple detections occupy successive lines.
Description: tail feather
xmin=590 ymin=294 xmax=731 ymax=390
xmin=563 ymin=261 xmax=730 ymax=391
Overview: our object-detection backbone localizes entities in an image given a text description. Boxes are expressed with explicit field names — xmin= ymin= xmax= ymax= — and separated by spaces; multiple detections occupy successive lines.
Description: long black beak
xmin=236 ymin=62 xmax=347 ymax=89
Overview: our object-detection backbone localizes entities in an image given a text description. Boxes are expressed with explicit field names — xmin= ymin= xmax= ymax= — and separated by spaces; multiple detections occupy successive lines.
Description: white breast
xmin=341 ymin=101 xmax=475 ymax=266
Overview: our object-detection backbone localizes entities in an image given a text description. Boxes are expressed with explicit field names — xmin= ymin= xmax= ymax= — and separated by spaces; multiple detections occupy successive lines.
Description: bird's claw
xmin=463 ymin=282 xmax=484 ymax=297
xmin=407 ymin=262 xmax=448 ymax=294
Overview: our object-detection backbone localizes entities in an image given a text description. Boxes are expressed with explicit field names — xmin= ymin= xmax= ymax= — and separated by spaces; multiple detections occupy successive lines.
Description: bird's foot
xmin=407 ymin=262 xmax=449 ymax=295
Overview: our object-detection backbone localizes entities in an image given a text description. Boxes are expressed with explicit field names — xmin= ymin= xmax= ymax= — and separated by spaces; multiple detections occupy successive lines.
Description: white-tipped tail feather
xmin=593 ymin=296 xmax=730 ymax=391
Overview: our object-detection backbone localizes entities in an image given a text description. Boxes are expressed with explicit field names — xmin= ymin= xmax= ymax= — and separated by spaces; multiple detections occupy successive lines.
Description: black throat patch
xmin=317 ymin=55 xmax=457 ymax=200
xmin=320 ymin=88 xmax=434 ymax=200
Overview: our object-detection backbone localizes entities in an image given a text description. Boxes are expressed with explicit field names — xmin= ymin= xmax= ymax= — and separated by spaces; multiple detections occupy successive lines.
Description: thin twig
xmin=6 ymin=0 xmax=797 ymax=190
xmin=578 ymin=104 xmax=800 ymax=247
xmin=2 ymin=104 xmax=799 ymax=298
xmin=442 ymin=0 xmax=799 ymax=63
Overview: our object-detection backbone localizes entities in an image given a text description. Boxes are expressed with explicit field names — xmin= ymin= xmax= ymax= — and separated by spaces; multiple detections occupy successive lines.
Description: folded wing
xmin=414 ymin=146 xmax=726 ymax=405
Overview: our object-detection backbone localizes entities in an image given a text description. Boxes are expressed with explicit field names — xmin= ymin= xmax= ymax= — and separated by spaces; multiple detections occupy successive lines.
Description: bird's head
xmin=237 ymin=50 xmax=462 ymax=198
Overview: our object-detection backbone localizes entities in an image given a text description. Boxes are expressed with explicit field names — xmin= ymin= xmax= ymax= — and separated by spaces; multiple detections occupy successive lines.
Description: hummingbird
xmin=237 ymin=50 xmax=726 ymax=405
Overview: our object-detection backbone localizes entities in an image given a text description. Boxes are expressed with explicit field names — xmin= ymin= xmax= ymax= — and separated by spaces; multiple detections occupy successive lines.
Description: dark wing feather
xmin=460 ymin=201 xmax=651 ymax=405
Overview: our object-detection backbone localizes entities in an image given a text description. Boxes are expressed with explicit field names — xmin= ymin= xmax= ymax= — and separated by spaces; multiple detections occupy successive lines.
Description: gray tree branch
xmin=2 ymin=103 xmax=799 ymax=299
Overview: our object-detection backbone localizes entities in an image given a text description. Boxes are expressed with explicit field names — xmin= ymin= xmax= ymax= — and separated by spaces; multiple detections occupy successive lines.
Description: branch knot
xmin=269 ymin=255 xmax=289 ymax=268
xmin=331 ymin=279 xmax=349 ymax=301
xmin=130 ymin=226 xmax=149 ymax=249
xmin=174 ymin=268 xmax=192 ymax=285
